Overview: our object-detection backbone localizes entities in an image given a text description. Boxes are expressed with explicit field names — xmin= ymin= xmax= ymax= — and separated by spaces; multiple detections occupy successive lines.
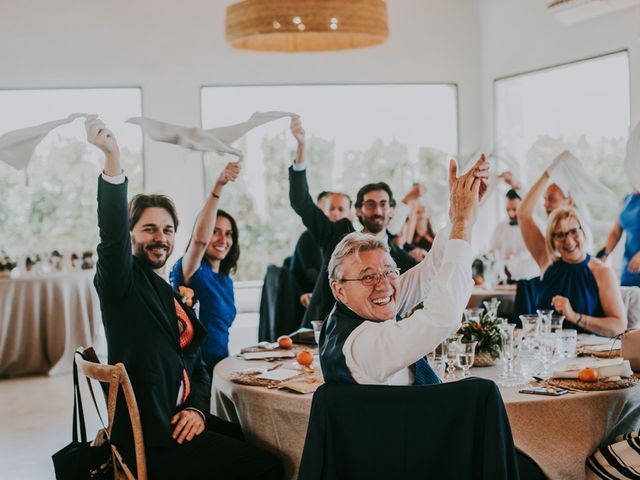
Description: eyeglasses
xmin=551 ymin=226 xmax=582 ymax=242
xmin=362 ymin=200 xmax=390 ymax=210
xmin=340 ymin=268 xmax=400 ymax=287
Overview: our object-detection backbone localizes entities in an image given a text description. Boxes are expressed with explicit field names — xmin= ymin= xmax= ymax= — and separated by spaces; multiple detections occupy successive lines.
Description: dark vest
xmin=320 ymin=301 xmax=440 ymax=385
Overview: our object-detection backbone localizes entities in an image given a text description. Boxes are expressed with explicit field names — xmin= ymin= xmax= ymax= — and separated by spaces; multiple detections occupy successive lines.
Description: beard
xmin=360 ymin=214 xmax=386 ymax=234
xmin=132 ymin=240 xmax=172 ymax=270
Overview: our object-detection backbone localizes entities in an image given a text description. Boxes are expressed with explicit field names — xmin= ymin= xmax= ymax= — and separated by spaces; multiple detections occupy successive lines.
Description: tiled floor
xmin=0 ymin=373 xmax=104 ymax=480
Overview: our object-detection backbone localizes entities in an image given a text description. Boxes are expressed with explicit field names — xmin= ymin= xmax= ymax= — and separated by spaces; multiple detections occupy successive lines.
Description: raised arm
xmin=181 ymin=162 xmax=240 ymax=283
xmin=289 ymin=117 xmax=346 ymax=246
xmin=600 ymin=221 xmax=623 ymax=261
xmin=519 ymin=171 xmax=551 ymax=270
xmin=387 ymin=184 xmax=424 ymax=235
xmin=87 ymin=116 xmax=131 ymax=299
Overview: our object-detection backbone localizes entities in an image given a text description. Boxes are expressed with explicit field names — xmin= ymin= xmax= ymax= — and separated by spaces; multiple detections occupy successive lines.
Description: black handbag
xmin=52 ymin=352 xmax=113 ymax=479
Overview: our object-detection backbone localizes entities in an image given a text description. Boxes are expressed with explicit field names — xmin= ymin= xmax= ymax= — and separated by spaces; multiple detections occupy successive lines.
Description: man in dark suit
xmin=87 ymin=116 xmax=282 ymax=479
xmin=288 ymin=117 xmax=419 ymax=327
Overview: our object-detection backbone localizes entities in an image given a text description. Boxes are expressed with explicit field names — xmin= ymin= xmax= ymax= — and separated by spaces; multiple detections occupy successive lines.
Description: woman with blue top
xmin=170 ymin=162 xmax=241 ymax=378
xmin=531 ymin=207 xmax=626 ymax=337
xmin=600 ymin=190 xmax=640 ymax=287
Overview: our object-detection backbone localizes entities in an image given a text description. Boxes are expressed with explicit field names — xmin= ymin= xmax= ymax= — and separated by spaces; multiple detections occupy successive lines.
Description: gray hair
xmin=327 ymin=232 xmax=391 ymax=284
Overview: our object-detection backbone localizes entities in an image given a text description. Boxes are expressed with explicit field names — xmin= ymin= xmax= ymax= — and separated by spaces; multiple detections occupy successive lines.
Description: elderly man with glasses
xmin=320 ymin=157 xmax=486 ymax=385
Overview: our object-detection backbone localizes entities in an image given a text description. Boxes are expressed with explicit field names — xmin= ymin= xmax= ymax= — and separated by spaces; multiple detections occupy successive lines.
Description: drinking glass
xmin=538 ymin=332 xmax=556 ymax=377
xmin=519 ymin=314 xmax=540 ymax=340
xmin=549 ymin=314 xmax=565 ymax=333
xmin=457 ymin=341 xmax=477 ymax=377
xmin=483 ymin=298 xmax=501 ymax=316
xmin=443 ymin=335 xmax=462 ymax=379
xmin=556 ymin=329 xmax=578 ymax=358
xmin=498 ymin=323 xmax=516 ymax=377
xmin=498 ymin=329 xmax=522 ymax=387
xmin=427 ymin=344 xmax=446 ymax=378
xmin=536 ymin=309 xmax=553 ymax=334
xmin=464 ymin=308 xmax=484 ymax=323
xmin=311 ymin=321 xmax=324 ymax=345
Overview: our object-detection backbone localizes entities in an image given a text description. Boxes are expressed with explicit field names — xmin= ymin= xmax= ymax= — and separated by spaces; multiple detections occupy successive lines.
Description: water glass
xmin=549 ymin=314 xmax=565 ymax=333
xmin=427 ymin=345 xmax=446 ymax=378
xmin=519 ymin=314 xmax=540 ymax=339
xmin=464 ymin=308 xmax=484 ymax=323
xmin=457 ymin=341 xmax=477 ymax=377
xmin=443 ymin=335 xmax=462 ymax=379
xmin=483 ymin=298 xmax=501 ymax=316
xmin=311 ymin=321 xmax=324 ymax=345
xmin=556 ymin=329 xmax=578 ymax=358
xmin=536 ymin=309 xmax=553 ymax=334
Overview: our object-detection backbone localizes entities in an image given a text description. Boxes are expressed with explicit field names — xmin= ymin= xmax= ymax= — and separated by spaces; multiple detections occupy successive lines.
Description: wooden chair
xmin=75 ymin=347 xmax=147 ymax=480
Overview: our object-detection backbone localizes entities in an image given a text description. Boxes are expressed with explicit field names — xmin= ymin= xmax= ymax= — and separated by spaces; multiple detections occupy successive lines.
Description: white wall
xmin=0 ymin=0 xmax=482 ymax=254
xmin=480 ymin=0 xmax=640 ymax=155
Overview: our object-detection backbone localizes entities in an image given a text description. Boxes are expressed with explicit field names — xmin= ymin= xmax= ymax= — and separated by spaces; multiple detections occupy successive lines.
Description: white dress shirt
xmin=342 ymin=227 xmax=473 ymax=385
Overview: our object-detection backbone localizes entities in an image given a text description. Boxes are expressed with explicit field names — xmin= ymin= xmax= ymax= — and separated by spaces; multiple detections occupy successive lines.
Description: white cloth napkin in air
xmin=127 ymin=111 xmax=297 ymax=160
xmin=551 ymin=357 xmax=633 ymax=379
xmin=0 ymin=113 xmax=88 ymax=170
xmin=547 ymin=150 xmax=617 ymax=208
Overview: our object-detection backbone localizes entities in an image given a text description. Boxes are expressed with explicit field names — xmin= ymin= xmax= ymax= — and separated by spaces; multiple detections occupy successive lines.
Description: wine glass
xmin=498 ymin=329 xmax=522 ymax=387
xmin=483 ymin=298 xmax=501 ymax=316
xmin=443 ymin=335 xmax=462 ymax=379
xmin=457 ymin=341 xmax=477 ymax=377
xmin=464 ymin=308 xmax=484 ymax=323
xmin=536 ymin=309 xmax=553 ymax=334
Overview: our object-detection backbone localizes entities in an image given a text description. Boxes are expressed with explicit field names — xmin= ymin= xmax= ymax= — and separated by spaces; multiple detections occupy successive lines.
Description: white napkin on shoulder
xmin=551 ymin=357 xmax=633 ymax=379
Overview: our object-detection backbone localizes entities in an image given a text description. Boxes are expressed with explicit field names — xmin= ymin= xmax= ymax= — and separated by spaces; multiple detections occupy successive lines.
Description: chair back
xmin=75 ymin=347 xmax=147 ymax=480
xmin=620 ymin=286 xmax=640 ymax=329
xmin=298 ymin=378 xmax=520 ymax=480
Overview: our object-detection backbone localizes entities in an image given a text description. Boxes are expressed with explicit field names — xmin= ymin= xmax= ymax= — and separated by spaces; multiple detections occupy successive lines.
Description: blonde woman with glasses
xmin=532 ymin=207 xmax=626 ymax=337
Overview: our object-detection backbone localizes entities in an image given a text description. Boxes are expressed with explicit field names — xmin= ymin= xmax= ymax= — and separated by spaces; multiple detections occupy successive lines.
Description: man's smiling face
xmin=331 ymin=248 xmax=399 ymax=321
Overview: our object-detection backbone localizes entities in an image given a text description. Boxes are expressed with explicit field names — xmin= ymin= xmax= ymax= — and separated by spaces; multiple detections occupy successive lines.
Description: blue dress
xmin=619 ymin=193 xmax=640 ymax=287
xmin=170 ymin=257 xmax=236 ymax=370
xmin=535 ymin=255 xmax=603 ymax=333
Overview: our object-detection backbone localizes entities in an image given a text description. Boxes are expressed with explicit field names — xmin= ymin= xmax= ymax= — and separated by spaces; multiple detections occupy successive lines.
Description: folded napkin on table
xmin=551 ymin=357 xmax=633 ymax=379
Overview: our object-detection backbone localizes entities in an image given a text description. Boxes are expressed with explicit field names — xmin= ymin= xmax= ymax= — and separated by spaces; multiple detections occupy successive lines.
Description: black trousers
xmin=144 ymin=414 xmax=283 ymax=480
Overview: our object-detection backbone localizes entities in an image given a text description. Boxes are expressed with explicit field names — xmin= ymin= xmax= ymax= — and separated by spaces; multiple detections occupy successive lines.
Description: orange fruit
xmin=474 ymin=275 xmax=484 ymax=286
xmin=578 ymin=367 xmax=599 ymax=382
xmin=296 ymin=349 xmax=314 ymax=367
xmin=277 ymin=335 xmax=293 ymax=349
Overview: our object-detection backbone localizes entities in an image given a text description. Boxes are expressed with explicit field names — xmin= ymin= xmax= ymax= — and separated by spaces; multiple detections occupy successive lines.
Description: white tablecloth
xmin=0 ymin=270 xmax=102 ymax=377
xmin=213 ymin=356 xmax=640 ymax=480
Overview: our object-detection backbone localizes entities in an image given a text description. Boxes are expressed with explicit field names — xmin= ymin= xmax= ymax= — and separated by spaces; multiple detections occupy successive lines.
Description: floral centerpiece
xmin=0 ymin=250 xmax=17 ymax=277
xmin=457 ymin=310 xmax=503 ymax=366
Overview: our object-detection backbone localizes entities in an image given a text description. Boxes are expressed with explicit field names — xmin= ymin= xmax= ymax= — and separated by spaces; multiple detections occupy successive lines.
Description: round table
xmin=0 ymin=270 xmax=102 ymax=377
xmin=213 ymin=356 xmax=640 ymax=480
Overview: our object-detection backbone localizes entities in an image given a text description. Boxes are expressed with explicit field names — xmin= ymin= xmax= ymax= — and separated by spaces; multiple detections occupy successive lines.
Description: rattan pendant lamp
xmin=225 ymin=0 xmax=389 ymax=52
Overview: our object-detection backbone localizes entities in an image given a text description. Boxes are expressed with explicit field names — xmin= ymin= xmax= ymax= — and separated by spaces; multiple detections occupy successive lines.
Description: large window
xmin=0 ymin=88 xmax=143 ymax=256
xmin=202 ymin=84 xmax=458 ymax=281
xmin=495 ymin=52 xmax=630 ymax=239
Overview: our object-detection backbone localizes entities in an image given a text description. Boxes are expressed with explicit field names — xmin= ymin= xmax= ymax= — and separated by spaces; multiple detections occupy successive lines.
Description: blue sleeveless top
xmin=320 ymin=301 xmax=440 ymax=385
xmin=620 ymin=193 xmax=640 ymax=287
xmin=170 ymin=257 xmax=236 ymax=369
xmin=535 ymin=254 xmax=603 ymax=333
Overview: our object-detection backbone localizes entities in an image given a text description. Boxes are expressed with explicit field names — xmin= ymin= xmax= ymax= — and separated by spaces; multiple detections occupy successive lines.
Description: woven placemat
xmin=547 ymin=376 xmax=638 ymax=391
xmin=578 ymin=348 xmax=621 ymax=359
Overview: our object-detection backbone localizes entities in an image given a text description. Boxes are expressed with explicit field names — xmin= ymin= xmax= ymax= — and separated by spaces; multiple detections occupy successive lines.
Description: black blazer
xmin=298 ymin=379 xmax=521 ymax=480
xmin=289 ymin=167 xmax=417 ymax=327
xmin=94 ymin=177 xmax=210 ymax=451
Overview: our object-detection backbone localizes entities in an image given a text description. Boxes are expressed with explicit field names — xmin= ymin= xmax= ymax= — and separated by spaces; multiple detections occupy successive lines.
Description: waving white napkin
xmin=127 ymin=111 xmax=297 ymax=160
xmin=551 ymin=357 xmax=633 ymax=379
xmin=546 ymin=150 xmax=617 ymax=208
xmin=0 ymin=113 xmax=88 ymax=170
xmin=625 ymin=121 xmax=640 ymax=191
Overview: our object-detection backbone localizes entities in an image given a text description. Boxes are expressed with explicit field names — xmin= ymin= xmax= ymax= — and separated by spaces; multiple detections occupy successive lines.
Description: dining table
xmin=213 ymin=353 xmax=640 ymax=480
xmin=467 ymin=285 xmax=517 ymax=316
xmin=0 ymin=269 xmax=102 ymax=377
